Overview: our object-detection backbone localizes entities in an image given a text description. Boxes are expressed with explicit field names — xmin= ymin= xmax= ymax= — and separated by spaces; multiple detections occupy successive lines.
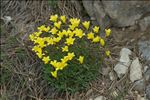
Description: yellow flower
xmin=92 ymin=36 xmax=100 ymax=43
xmin=105 ymin=28 xmax=111 ymax=37
xmin=54 ymin=21 xmax=62 ymax=29
xmin=32 ymin=45 xmax=42 ymax=53
xmin=51 ymin=70 xmax=58 ymax=78
xmin=87 ymin=32 xmax=94 ymax=40
xmin=34 ymin=37 xmax=46 ymax=48
xmin=61 ymin=55 xmax=70 ymax=62
xmin=100 ymin=38 xmax=105 ymax=46
xmin=82 ymin=21 xmax=90 ymax=30
xmin=50 ymin=60 xmax=58 ymax=67
xmin=62 ymin=46 xmax=68 ymax=52
xmin=69 ymin=24 xmax=76 ymax=30
xmin=50 ymin=27 xmax=58 ymax=34
xmin=105 ymin=50 xmax=111 ymax=57
xmin=57 ymin=62 xmax=68 ymax=70
xmin=44 ymin=37 xmax=54 ymax=45
xmin=50 ymin=60 xmax=68 ymax=71
xmin=53 ymin=37 xmax=61 ymax=43
xmin=37 ymin=25 xmax=50 ymax=32
xmin=70 ymin=18 xmax=80 ymax=28
xmin=74 ymin=28 xmax=85 ymax=38
xmin=36 ymin=52 xmax=44 ymax=58
xmin=29 ymin=34 xmax=35 ymax=41
xmin=37 ymin=25 xmax=45 ymax=31
xmin=57 ymin=31 xmax=64 ymax=38
xmin=78 ymin=56 xmax=84 ymax=64
xmin=62 ymin=30 xmax=68 ymax=37
xmin=60 ymin=15 xmax=66 ymax=23
xmin=42 ymin=56 xmax=50 ymax=64
xmin=67 ymin=29 xmax=74 ymax=37
xmin=93 ymin=26 xmax=99 ymax=33
xmin=32 ymin=45 xmax=44 ymax=58
xmin=43 ymin=26 xmax=50 ymax=32
xmin=50 ymin=14 xmax=58 ymax=22
xmin=67 ymin=52 xmax=75 ymax=60
xmin=65 ymin=37 xmax=75 ymax=46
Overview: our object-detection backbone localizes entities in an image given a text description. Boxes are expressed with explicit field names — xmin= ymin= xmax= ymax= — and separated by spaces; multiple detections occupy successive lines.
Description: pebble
xmin=146 ymin=84 xmax=150 ymax=99
xmin=130 ymin=58 xmax=142 ymax=82
xmin=94 ymin=96 xmax=106 ymax=100
xmin=114 ymin=48 xmax=132 ymax=78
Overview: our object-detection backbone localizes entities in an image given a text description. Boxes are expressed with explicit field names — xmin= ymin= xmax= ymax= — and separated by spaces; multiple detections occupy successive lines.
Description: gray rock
xmin=119 ymin=48 xmax=132 ymax=63
xmin=144 ymin=68 xmax=150 ymax=81
xmin=82 ymin=0 xmax=95 ymax=20
xmin=139 ymin=16 xmax=150 ymax=31
xmin=101 ymin=1 xmax=150 ymax=27
xmin=130 ymin=58 xmax=142 ymax=82
xmin=109 ymin=72 xmax=115 ymax=81
xmin=114 ymin=62 xmax=129 ymax=78
xmin=93 ymin=0 xmax=111 ymax=31
xmin=114 ymin=48 xmax=132 ymax=78
xmin=83 ymin=0 xmax=150 ymax=30
xmin=137 ymin=95 xmax=145 ymax=100
xmin=94 ymin=96 xmax=106 ymax=100
xmin=70 ymin=0 xmax=82 ymax=13
xmin=138 ymin=41 xmax=150 ymax=61
xmin=146 ymin=84 xmax=150 ymax=99
xmin=144 ymin=66 xmax=149 ymax=72
xmin=133 ymin=79 xmax=144 ymax=92
xmin=1 ymin=16 xmax=12 ymax=24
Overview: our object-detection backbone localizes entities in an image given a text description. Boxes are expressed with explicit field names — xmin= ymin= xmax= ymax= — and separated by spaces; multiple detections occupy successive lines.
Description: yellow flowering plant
xmin=29 ymin=14 xmax=111 ymax=93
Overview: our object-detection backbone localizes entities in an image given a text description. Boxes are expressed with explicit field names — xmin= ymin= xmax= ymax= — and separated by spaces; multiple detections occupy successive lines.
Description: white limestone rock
xmin=130 ymin=58 xmax=142 ymax=82
xmin=94 ymin=96 xmax=106 ymax=100
xmin=114 ymin=48 xmax=132 ymax=77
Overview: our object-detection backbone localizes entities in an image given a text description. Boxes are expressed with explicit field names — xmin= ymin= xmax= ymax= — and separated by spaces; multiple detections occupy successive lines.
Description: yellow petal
xmin=100 ymin=38 xmax=105 ymax=46
xmin=82 ymin=21 xmax=90 ymax=30
xmin=42 ymin=56 xmax=50 ymax=64
xmin=51 ymin=70 xmax=58 ymax=78
xmin=105 ymin=50 xmax=111 ymax=57
xmin=93 ymin=26 xmax=99 ymax=33
xmin=92 ymin=36 xmax=100 ymax=43
xmin=60 ymin=15 xmax=66 ymax=23
xmin=50 ymin=14 xmax=58 ymax=22
xmin=105 ymin=28 xmax=111 ymax=37
xmin=62 ymin=46 xmax=68 ymax=52
xmin=87 ymin=32 xmax=94 ymax=40
xmin=78 ymin=56 xmax=84 ymax=64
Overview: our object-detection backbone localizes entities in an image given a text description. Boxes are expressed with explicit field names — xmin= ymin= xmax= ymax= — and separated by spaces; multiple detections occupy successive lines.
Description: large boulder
xmin=82 ymin=0 xmax=150 ymax=31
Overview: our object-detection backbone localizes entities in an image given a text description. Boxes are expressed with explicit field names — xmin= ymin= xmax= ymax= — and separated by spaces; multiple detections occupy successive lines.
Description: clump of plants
xmin=29 ymin=14 xmax=111 ymax=93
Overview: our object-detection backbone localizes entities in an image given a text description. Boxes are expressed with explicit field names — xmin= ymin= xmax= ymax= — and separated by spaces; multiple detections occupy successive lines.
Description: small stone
xmin=114 ymin=62 xmax=128 ymax=78
xmin=144 ymin=66 xmax=149 ymax=72
xmin=133 ymin=79 xmax=144 ymax=92
xmin=86 ymin=89 xmax=93 ymax=96
xmin=109 ymin=71 xmax=115 ymax=81
xmin=94 ymin=96 xmax=106 ymax=100
xmin=2 ymin=16 xmax=12 ymax=24
xmin=119 ymin=48 xmax=132 ymax=63
xmin=144 ymin=68 xmax=150 ymax=81
xmin=89 ymin=98 xmax=93 ymax=100
xmin=139 ymin=16 xmax=150 ymax=31
xmin=138 ymin=40 xmax=150 ymax=61
xmin=130 ymin=58 xmax=142 ymax=82
xmin=114 ymin=48 xmax=132 ymax=78
xmin=146 ymin=84 xmax=150 ymax=99
xmin=137 ymin=94 xmax=145 ymax=100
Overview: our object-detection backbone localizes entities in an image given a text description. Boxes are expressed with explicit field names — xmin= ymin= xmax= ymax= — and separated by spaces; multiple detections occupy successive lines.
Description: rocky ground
xmin=1 ymin=0 xmax=150 ymax=100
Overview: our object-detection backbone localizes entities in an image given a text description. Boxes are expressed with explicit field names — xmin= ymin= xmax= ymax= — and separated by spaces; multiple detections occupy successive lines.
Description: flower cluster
xmin=29 ymin=14 xmax=111 ymax=78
